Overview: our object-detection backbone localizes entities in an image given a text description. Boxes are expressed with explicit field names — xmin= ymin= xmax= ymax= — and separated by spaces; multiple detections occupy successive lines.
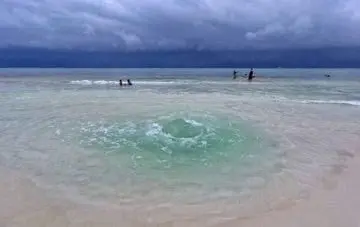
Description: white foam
xmin=146 ymin=123 xmax=163 ymax=136
xmin=93 ymin=80 xmax=118 ymax=85
xmin=301 ymin=100 xmax=360 ymax=106
xmin=70 ymin=80 xmax=93 ymax=85
xmin=185 ymin=119 xmax=203 ymax=126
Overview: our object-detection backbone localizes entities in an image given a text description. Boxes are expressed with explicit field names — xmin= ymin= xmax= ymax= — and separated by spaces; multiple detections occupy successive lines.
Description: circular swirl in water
xmin=77 ymin=113 xmax=270 ymax=175
xmin=162 ymin=118 xmax=203 ymax=138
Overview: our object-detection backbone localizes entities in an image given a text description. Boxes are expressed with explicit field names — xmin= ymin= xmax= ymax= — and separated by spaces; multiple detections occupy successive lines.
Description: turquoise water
xmin=0 ymin=68 xmax=359 ymax=212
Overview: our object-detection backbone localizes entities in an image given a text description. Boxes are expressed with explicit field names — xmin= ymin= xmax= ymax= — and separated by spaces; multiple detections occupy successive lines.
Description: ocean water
xmin=1 ymin=68 xmax=360 ymax=221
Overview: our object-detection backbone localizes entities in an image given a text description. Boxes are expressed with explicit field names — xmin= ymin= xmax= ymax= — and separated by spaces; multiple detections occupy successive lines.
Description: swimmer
xmin=119 ymin=79 xmax=123 ymax=86
xmin=127 ymin=79 xmax=132 ymax=86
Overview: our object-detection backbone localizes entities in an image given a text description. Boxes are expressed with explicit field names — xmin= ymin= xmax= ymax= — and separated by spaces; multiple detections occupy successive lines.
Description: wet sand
xmin=1 ymin=155 xmax=360 ymax=227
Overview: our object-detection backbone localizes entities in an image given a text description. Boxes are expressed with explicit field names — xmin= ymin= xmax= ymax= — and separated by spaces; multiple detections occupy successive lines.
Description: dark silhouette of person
xmin=119 ymin=79 xmax=123 ymax=86
xmin=248 ymin=68 xmax=255 ymax=81
xmin=127 ymin=79 xmax=132 ymax=86
xmin=233 ymin=70 xmax=238 ymax=79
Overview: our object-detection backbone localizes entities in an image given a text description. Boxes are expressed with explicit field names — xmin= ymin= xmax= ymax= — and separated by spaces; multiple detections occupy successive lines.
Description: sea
xmin=0 ymin=68 xmax=359 ymax=225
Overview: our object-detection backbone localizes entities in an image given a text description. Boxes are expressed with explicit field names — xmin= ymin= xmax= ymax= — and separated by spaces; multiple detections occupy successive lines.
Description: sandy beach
xmin=1 ymin=154 xmax=359 ymax=227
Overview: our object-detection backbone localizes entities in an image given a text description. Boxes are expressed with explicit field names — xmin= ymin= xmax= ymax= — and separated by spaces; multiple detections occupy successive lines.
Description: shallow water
xmin=1 ymin=68 xmax=360 ymax=221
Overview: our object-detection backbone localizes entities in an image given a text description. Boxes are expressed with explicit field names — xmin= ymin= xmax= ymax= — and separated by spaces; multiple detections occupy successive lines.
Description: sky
xmin=1 ymin=0 xmax=360 ymax=50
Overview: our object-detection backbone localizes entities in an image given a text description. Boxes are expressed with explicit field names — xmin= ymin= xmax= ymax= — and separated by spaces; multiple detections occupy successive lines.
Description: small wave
xmin=69 ymin=80 xmax=179 ymax=86
xmin=301 ymin=100 xmax=360 ymax=106
xmin=69 ymin=80 xmax=248 ymax=86
xmin=70 ymin=80 xmax=119 ymax=85
xmin=133 ymin=81 xmax=178 ymax=85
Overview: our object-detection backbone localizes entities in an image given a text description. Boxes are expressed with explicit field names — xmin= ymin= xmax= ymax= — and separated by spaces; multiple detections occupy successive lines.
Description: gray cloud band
xmin=0 ymin=0 xmax=359 ymax=49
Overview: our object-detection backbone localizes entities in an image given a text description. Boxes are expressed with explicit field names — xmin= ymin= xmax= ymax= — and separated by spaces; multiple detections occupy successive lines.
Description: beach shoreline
xmin=1 ymin=154 xmax=360 ymax=227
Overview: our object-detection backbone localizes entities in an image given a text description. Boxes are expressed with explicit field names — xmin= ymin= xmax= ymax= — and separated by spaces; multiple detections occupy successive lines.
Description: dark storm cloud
xmin=0 ymin=0 xmax=359 ymax=49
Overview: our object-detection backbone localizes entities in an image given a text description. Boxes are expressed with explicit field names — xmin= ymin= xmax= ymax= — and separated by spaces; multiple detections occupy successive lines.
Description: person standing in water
xmin=233 ymin=70 xmax=238 ymax=79
xmin=248 ymin=68 xmax=255 ymax=81
xmin=119 ymin=79 xmax=133 ymax=87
